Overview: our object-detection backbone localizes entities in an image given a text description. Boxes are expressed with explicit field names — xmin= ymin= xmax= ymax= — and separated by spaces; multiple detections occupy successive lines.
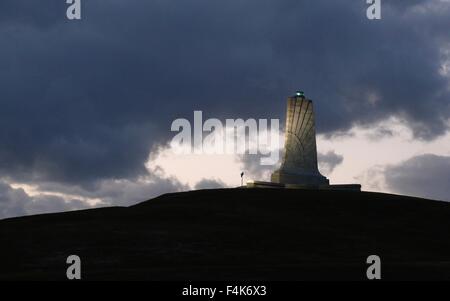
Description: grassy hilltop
xmin=1 ymin=188 xmax=449 ymax=280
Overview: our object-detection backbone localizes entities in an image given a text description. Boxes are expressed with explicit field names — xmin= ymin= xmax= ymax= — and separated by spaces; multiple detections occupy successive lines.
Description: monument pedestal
xmin=246 ymin=180 xmax=361 ymax=191
xmin=271 ymin=170 xmax=329 ymax=186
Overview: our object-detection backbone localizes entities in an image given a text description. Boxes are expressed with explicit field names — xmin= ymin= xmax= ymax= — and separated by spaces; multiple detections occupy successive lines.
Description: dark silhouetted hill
xmin=1 ymin=188 xmax=450 ymax=280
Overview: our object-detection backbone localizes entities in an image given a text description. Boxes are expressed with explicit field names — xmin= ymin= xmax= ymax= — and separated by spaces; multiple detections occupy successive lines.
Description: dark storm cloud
xmin=194 ymin=179 xmax=228 ymax=190
xmin=384 ymin=154 xmax=450 ymax=202
xmin=384 ymin=0 xmax=427 ymax=9
xmin=0 ymin=172 xmax=188 ymax=219
xmin=0 ymin=1 xmax=63 ymax=28
xmin=241 ymin=150 xmax=344 ymax=180
xmin=91 ymin=176 xmax=188 ymax=206
xmin=0 ymin=181 xmax=89 ymax=219
xmin=318 ymin=151 xmax=344 ymax=176
xmin=239 ymin=153 xmax=280 ymax=182
xmin=26 ymin=173 xmax=189 ymax=207
xmin=0 ymin=0 xmax=449 ymax=188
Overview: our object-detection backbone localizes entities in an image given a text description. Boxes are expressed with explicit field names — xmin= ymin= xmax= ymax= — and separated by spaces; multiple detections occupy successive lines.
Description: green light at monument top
xmin=296 ymin=91 xmax=304 ymax=97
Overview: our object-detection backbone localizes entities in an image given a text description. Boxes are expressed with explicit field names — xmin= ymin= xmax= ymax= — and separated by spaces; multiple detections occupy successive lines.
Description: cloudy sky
xmin=0 ymin=0 xmax=449 ymax=219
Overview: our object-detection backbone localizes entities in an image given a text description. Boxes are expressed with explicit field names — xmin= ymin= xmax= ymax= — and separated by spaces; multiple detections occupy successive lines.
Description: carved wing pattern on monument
xmin=282 ymin=98 xmax=319 ymax=173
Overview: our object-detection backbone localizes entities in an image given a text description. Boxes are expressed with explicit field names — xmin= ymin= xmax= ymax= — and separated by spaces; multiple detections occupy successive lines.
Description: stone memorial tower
xmin=271 ymin=91 xmax=329 ymax=186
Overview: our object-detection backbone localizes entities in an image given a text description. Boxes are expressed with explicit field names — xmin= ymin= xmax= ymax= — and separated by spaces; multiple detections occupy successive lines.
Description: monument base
xmin=271 ymin=170 xmax=329 ymax=186
xmin=246 ymin=181 xmax=361 ymax=191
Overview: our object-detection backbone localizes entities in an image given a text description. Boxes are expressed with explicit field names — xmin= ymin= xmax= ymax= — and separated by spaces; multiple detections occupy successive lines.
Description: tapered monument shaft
xmin=271 ymin=92 xmax=329 ymax=186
